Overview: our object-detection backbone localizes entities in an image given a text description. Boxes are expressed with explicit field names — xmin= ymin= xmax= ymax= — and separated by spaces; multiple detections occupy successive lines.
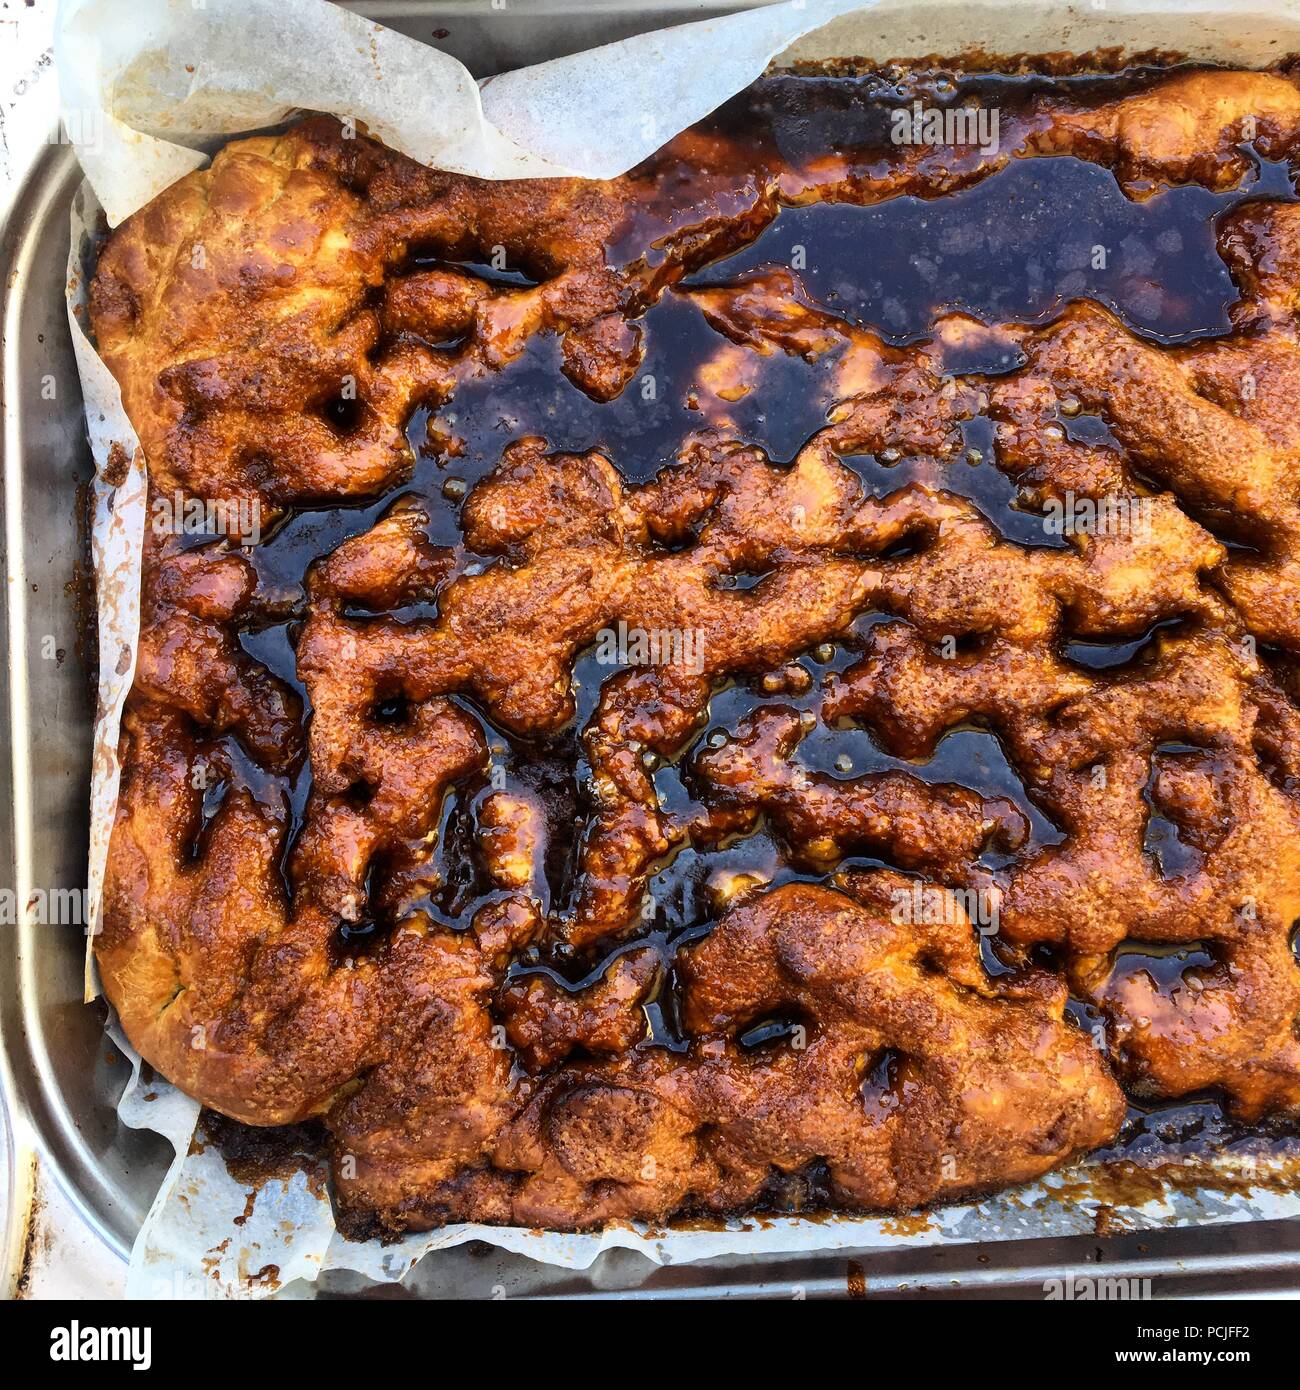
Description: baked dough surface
xmin=92 ymin=67 xmax=1300 ymax=1234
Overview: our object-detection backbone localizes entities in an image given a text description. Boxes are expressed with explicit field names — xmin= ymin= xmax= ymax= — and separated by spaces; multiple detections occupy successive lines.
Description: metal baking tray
xmin=3 ymin=0 xmax=1300 ymax=1298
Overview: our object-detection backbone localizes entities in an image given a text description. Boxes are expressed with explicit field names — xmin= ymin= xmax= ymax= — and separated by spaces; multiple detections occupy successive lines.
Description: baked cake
xmin=89 ymin=63 xmax=1300 ymax=1235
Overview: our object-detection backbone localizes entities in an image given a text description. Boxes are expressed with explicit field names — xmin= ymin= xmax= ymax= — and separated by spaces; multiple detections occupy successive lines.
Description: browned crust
xmin=93 ymin=67 xmax=1300 ymax=1234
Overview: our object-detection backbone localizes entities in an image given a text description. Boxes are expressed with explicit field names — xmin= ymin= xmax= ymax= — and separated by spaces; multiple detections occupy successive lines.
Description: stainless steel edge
xmin=0 ymin=141 xmax=171 ymax=1279
xmin=305 ymin=1215 xmax=1300 ymax=1298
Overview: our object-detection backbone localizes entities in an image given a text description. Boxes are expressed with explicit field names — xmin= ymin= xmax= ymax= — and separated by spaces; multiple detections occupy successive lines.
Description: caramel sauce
xmin=100 ymin=63 xmax=1300 ymax=1231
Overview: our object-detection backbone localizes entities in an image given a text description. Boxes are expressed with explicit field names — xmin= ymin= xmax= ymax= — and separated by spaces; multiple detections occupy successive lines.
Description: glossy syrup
xmin=205 ymin=68 xmax=1300 ymax=1173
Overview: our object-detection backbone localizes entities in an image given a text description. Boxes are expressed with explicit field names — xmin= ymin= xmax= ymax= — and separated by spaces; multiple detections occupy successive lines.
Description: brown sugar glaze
xmin=91 ymin=63 xmax=1300 ymax=1235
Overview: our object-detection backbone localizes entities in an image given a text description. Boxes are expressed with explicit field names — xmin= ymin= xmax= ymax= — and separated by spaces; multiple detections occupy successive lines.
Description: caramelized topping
xmin=95 ymin=66 xmax=1300 ymax=1234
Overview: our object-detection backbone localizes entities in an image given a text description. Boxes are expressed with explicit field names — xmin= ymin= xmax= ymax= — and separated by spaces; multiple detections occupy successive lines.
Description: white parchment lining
xmin=54 ymin=0 xmax=1300 ymax=1298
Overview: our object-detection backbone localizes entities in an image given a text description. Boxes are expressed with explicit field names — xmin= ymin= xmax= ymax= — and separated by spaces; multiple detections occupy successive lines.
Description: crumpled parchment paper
xmin=55 ymin=0 xmax=1300 ymax=1299
xmin=55 ymin=0 xmax=867 ymax=225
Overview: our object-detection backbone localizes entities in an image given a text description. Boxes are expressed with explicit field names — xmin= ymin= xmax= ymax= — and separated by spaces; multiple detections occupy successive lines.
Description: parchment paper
xmin=55 ymin=0 xmax=1300 ymax=1299
xmin=55 ymin=0 xmax=868 ymax=226
xmin=65 ymin=181 xmax=145 ymax=996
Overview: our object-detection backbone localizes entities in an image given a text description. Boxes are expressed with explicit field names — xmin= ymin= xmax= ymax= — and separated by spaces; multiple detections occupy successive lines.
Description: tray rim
xmin=0 ymin=140 xmax=148 ymax=1282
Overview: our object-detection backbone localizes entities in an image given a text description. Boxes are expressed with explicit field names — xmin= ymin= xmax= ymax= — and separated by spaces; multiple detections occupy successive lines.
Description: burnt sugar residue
xmin=419 ymin=287 xmax=840 ymax=492
xmin=198 ymin=1111 xmax=330 ymax=1200
xmin=223 ymin=71 xmax=1297 ymax=605
xmin=684 ymin=151 xmax=1296 ymax=345
xmin=842 ymin=417 xmax=1073 ymax=550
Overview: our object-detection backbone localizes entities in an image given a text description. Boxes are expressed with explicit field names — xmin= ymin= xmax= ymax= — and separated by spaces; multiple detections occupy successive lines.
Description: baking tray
xmin=4 ymin=0 xmax=1300 ymax=1298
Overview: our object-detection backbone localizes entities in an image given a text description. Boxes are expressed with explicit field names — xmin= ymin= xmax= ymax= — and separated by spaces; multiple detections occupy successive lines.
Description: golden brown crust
xmin=94 ymin=66 xmax=1300 ymax=1234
